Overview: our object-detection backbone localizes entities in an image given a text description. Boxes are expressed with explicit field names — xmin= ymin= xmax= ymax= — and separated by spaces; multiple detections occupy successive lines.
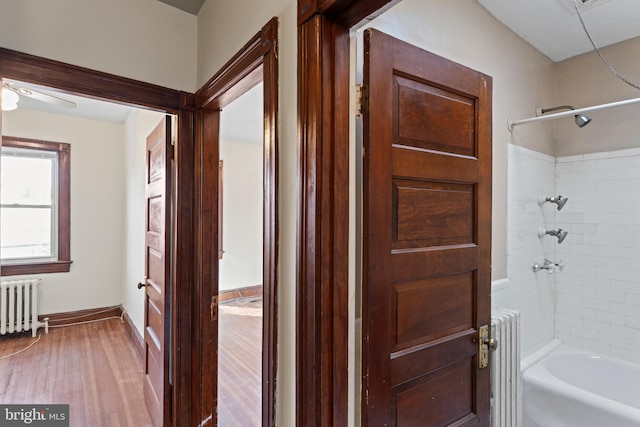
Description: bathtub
xmin=523 ymin=344 xmax=640 ymax=427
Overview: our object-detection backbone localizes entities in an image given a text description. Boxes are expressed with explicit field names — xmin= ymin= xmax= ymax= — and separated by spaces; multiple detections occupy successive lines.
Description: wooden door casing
xmin=0 ymin=46 xmax=196 ymax=426
xmin=144 ymin=117 xmax=172 ymax=427
xmin=194 ymin=17 xmax=279 ymax=427
xmin=363 ymin=29 xmax=492 ymax=427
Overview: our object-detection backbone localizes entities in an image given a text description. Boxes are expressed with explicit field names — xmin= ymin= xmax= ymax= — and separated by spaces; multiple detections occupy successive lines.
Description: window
xmin=1 ymin=136 xmax=71 ymax=275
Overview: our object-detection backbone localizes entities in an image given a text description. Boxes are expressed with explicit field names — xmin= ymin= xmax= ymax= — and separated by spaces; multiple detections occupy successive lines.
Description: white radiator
xmin=1 ymin=279 xmax=43 ymax=338
xmin=491 ymin=308 xmax=521 ymax=427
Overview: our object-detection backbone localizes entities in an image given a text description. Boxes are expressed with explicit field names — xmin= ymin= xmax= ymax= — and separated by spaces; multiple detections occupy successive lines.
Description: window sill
xmin=1 ymin=260 xmax=73 ymax=276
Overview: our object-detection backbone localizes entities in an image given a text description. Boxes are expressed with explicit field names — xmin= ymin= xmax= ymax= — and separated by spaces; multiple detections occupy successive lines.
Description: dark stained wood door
xmin=362 ymin=29 xmax=492 ymax=427
xmin=143 ymin=117 xmax=172 ymax=427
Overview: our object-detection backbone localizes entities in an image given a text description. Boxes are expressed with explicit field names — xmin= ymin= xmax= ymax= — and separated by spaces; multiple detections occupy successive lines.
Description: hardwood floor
xmin=218 ymin=297 xmax=262 ymax=427
xmin=0 ymin=319 xmax=153 ymax=427
xmin=0 ymin=299 xmax=263 ymax=427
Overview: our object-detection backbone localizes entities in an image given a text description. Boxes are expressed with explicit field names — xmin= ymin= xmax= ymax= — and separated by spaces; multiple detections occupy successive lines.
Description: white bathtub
xmin=523 ymin=344 xmax=640 ymax=427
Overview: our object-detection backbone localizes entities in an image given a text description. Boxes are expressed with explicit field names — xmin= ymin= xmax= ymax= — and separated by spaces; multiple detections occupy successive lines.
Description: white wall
xmin=2 ymin=108 xmax=125 ymax=315
xmin=219 ymin=139 xmax=263 ymax=292
xmin=556 ymin=148 xmax=640 ymax=364
xmin=122 ymin=108 xmax=167 ymax=336
xmin=0 ymin=0 xmax=198 ymax=91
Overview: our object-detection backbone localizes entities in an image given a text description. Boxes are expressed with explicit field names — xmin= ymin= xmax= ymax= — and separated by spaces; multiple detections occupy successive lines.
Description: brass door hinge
xmin=211 ymin=296 xmax=218 ymax=320
xmin=356 ymin=84 xmax=369 ymax=117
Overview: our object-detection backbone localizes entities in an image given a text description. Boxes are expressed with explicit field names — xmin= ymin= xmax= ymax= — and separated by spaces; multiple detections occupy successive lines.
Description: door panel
xmin=363 ymin=29 xmax=492 ymax=427
xmin=392 ymin=273 xmax=473 ymax=350
xmin=144 ymin=117 xmax=172 ymax=427
xmin=395 ymin=76 xmax=476 ymax=156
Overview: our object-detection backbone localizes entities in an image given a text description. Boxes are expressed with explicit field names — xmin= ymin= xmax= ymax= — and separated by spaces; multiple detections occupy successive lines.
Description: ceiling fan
xmin=2 ymin=82 xmax=77 ymax=111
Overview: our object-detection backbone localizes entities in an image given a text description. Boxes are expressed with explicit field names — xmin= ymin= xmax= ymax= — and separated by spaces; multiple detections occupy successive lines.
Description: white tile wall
xmin=497 ymin=145 xmax=640 ymax=363
xmin=556 ymin=148 xmax=640 ymax=363
xmin=493 ymin=144 xmax=557 ymax=358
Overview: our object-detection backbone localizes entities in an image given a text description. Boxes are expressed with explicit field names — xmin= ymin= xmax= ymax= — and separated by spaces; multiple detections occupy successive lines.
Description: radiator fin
xmin=491 ymin=308 xmax=521 ymax=427
xmin=1 ymin=279 xmax=41 ymax=338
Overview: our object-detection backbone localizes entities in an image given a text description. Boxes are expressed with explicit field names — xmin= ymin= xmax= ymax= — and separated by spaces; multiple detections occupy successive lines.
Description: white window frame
xmin=1 ymin=146 xmax=59 ymax=264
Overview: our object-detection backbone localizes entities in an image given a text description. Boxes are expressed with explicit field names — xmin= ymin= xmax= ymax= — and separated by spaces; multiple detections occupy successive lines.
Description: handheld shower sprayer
xmin=538 ymin=227 xmax=569 ymax=244
xmin=538 ymin=195 xmax=568 ymax=211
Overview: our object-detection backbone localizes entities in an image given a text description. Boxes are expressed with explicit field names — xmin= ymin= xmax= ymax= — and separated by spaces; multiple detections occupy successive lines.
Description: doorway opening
xmin=0 ymin=47 xmax=196 ymax=426
xmin=0 ymin=77 xmax=174 ymax=426
xmin=193 ymin=17 xmax=278 ymax=427
xmin=217 ymin=82 xmax=264 ymax=425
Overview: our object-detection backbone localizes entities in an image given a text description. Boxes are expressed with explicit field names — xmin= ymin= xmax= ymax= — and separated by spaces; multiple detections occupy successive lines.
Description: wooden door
xmin=362 ymin=29 xmax=492 ymax=427
xmin=143 ymin=117 xmax=172 ymax=427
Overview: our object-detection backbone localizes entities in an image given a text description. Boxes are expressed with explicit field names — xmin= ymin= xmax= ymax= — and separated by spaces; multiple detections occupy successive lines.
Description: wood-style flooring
xmin=0 ymin=319 xmax=153 ymax=427
xmin=0 ymin=298 xmax=263 ymax=427
xmin=218 ymin=297 xmax=263 ymax=427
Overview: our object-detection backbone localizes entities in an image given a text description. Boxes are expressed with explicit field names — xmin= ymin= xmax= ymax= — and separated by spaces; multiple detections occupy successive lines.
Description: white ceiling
xmin=477 ymin=0 xmax=640 ymax=62
xmin=2 ymin=79 xmax=265 ymax=140
xmin=3 ymin=79 xmax=135 ymax=123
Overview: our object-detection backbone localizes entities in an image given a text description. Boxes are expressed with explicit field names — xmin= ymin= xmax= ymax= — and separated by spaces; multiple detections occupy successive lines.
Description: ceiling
xmin=3 ymin=79 xmax=135 ymax=123
xmin=156 ymin=0 xmax=640 ymax=62
xmin=477 ymin=0 xmax=640 ymax=62
xmin=156 ymin=0 xmax=206 ymax=15
xmin=2 ymin=79 xmax=264 ymax=146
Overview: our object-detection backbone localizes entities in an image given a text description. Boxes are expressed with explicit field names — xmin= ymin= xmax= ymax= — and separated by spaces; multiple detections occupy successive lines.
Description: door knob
xmin=137 ymin=282 xmax=146 ymax=289
xmin=484 ymin=337 xmax=498 ymax=351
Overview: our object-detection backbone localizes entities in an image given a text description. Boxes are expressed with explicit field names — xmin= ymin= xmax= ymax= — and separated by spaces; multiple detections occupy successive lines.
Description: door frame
xmin=194 ymin=17 xmax=279 ymax=427
xmin=295 ymin=0 xmax=400 ymax=425
xmin=0 ymin=47 xmax=196 ymax=427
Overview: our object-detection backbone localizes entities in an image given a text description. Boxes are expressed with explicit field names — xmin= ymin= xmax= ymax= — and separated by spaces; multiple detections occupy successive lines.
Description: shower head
xmin=556 ymin=229 xmax=569 ymax=244
xmin=575 ymin=114 xmax=592 ymax=128
xmin=539 ymin=195 xmax=568 ymax=211
xmin=538 ymin=227 xmax=569 ymax=244
xmin=539 ymin=105 xmax=592 ymax=128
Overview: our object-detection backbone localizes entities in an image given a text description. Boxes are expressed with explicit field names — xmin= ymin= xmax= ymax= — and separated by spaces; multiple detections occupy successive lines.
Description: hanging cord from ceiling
xmin=572 ymin=0 xmax=640 ymax=91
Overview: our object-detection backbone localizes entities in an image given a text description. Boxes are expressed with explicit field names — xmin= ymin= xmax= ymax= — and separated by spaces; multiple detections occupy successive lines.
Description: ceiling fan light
xmin=2 ymin=87 xmax=19 ymax=111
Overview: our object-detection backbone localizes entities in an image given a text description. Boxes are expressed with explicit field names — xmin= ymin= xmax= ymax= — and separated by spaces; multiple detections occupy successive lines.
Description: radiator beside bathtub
xmin=491 ymin=308 xmax=522 ymax=427
xmin=0 ymin=279 xmax=44 ymax=338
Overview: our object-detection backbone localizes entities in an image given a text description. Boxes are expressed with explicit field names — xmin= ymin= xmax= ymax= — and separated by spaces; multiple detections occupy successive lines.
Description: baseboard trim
xmin=219 ymin=284 xmax=263 ymax=303
xmin=38 ymin=305 xmax=123 ymax=327
xmin=122 ymin=310 xmax=144 ymax=360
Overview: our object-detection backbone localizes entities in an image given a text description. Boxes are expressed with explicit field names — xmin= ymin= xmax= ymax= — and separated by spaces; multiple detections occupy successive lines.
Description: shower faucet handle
xmin=547 ymin=259 xmax=565 ymax=271
xmin=532 ymin=261 xmax=551 ymax=273
xmin=532 ymin=259 xmax=564 ymax=273
xmin=532 ymin=259 xmax=560 ymax=273
xmin=542 ymin=259 xmax=555 ymax=273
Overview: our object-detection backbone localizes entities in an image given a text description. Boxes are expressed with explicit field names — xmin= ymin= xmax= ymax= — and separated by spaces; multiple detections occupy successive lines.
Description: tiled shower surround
xmin=493 ymin=145 xmax=556 ymax=358
xmin=495 ymin=144 xmax=640 ymax=364
xmin=556 ymin=148 xmax=640 ymax=363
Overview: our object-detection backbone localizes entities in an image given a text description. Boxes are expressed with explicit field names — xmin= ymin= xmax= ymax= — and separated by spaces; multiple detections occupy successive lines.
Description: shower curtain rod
xmin=508 ymin=97 xmax=640 ymax=131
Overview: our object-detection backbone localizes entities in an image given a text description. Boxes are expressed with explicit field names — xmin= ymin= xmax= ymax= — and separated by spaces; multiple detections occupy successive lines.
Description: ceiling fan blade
xmin=16 ymin=86 xmax=77 ymax=109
